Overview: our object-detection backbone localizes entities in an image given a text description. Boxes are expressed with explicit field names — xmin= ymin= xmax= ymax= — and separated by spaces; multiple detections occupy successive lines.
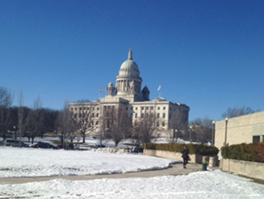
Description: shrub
xmin=222 ymin=142 xmax=264 ymax=163
xmin=144 ymin=143 xmax=219 ymax=156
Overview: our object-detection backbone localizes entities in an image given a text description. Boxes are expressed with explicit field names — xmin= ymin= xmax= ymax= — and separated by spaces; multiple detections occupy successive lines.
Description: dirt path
xmin=0 ymin=163 xmax=204 ymax=184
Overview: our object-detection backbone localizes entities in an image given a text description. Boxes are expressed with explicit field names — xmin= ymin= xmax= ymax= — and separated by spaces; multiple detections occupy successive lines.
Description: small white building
xmin=215 ymin=110 xmax=264 ymax=156
xmin=69 ymin=49 xmax=189 ymax=137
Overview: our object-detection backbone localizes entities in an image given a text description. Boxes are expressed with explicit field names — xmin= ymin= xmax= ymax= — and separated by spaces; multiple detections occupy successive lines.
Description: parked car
xmin=57 ymin=143 xmax=75 ymax=150
xmin=4 ymin=139 xmax=29 ymax=147
xmin=133 ymin=146 xmax=143 ymax=153
xmin=31 ymin=141 xmax=58 ymax=149
xmin=91 ymin=144 xmax=106 ymax=149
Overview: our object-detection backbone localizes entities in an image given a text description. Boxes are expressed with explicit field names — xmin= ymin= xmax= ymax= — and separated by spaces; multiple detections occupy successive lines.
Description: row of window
xmin=126 ymin=106 xmax=168 ymax=111
xmin=134 ymin=121 xmax=166 ymax=127
xmin=72 ymin=106 xmax=180 ymax=113
xmin=75 ymin=111 xmax=172 ymax=120
xmin=75 ymin=113 xmax=99 ymax=118
xmin=133 ymin=113 xmax=167 ymax=118
xmin=72 ymin=107 xmax=100 ymax=111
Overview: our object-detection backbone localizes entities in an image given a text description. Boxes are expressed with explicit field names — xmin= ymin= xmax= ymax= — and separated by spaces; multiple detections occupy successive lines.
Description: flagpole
xmin=157 ymin=85 xmax=161 ymax=98
xmin=99 ymin=88 xmax=104 ymax=99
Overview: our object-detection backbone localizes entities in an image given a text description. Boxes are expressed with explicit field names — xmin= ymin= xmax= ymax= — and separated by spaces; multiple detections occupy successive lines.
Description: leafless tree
xmin=222 ymin=106 xmax=255 ymax=119
xmin=0 ymin=87 xmax=13 ymax=141
xmin=44 ymin=109 xmax=59 ymax=137
xmin=102 ymin=107 xmax=132 ymax=147
xmin=133 ymin=113 xmax=158 ymax=145
xmin=5 ymin=107 xmax=18 ymax=139
xmin=168 ymin=107 xmax=189 ymax=142
xmin=168 ymin=108 xmax=181 ymax=142
xmin=72 ymin=103 xmax=96 ymax=143
xmin=17 ymin=91 xmax=24 ymax=147
xmin=24 ymin=97 xmax=46 ymax=143
xmin=189 ymin=117 xmax=212 ymax=144
xmin=56 ymin=102 xmax=80 ymax=147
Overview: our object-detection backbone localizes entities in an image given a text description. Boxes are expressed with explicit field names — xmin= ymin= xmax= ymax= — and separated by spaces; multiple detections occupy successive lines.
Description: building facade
xmin=215 ymin=111 xmax=264 ymax=157
xmin=69 ymin=49 xmax=190 ymax=137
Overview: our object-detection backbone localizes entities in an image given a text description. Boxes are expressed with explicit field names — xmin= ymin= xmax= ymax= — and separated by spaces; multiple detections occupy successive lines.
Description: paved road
xmin=0 ymin=163 xmax=205 ymax=184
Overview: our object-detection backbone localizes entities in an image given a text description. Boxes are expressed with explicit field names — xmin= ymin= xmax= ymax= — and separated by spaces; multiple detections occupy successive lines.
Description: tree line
xmin=1 ymin=86 xmax=258 ymax=146
xmin=188 ymin=106 xmax=257 ymax=145
xmin=0 ymin=88 xmax=59 ymax=143
xmin=0 ymin=86 xmax=161 ymax=146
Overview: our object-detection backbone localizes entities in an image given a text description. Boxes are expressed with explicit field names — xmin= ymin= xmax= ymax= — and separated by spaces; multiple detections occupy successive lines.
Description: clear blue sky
xmin=1 ymin=0 xmax=264 ymax=121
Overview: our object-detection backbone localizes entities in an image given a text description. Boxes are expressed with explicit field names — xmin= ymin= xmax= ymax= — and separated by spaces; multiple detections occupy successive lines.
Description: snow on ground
xmin=0 ymin=170 xmax=264 ymax=199
xmin=1 ymin=147 xmax=264 ymax=198
xmin=0 ymin=147 xmax=176 ymax=178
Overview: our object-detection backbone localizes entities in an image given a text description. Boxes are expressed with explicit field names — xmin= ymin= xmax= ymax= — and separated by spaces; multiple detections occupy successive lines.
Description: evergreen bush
xmin=222 ymin=142 xmax=264 ymax=163
xmin=144 ymin=143 xmax=219 ymax=156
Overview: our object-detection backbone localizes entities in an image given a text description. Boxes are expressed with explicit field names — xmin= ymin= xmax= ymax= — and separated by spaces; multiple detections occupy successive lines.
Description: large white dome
xmin=118 ymin=49 xmax=140 ymax=78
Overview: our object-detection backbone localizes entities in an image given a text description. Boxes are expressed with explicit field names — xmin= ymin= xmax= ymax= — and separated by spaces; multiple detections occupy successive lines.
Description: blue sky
xmin=1 ymin=0 xmax=264 ymax=121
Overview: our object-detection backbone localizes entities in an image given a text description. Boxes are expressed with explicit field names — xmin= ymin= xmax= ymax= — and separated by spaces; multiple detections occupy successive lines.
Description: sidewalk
xmin=0 ymin=163 xmax=205 ymax=184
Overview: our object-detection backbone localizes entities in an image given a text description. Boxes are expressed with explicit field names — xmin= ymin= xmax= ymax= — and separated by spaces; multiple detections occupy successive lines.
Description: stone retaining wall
xmin=221 ymin=159 xmax=264 ymax=180
xmin=144 ymin=149 xmax=203 ymax=164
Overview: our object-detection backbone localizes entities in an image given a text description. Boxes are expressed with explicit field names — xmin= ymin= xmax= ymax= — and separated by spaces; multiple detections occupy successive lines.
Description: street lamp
xmin=189 ymin=125 xmax=193 ymax=143
xmin=212 ymin=120 xmax=215 ymax=146
xmin=224 ymin=117 xmax=228 ymax=146
xmin=175 ymin=129 xmax=178 ymax=143
xmin=13 ymin=126 xmax=17 ymax=140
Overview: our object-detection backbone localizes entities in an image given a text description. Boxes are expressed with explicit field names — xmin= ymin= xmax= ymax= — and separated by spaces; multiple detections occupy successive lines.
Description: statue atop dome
xmin=116 ymin=48 xmax=143 ymax=101
xmin=128 ymin=47 xmax=133 ymax=60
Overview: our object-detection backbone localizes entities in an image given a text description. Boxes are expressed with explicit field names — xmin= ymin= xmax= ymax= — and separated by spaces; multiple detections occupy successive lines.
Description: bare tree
xmin=24 ymin=97 xmax=45 ymax=143
xmin=102 ymin=107 xmax=132 ymax=147
xmin=222 ymin=106 xmax=255 ymax=119
xmin=190 ymin=117 xmax=212 ymax=144
xmin=72 ymin=103 xmax=96 ymax=143
xmin=0 ymin=87 xmax=13 ymax=141
xmin=56 ymin=102 xmax=80 ymax=148
xmin=18 ymin=91 xmax=24 ymax=147
xmin=44 ymin=109 xmax=59 ymax=137
xmin=168 ymin=106 xmax=189 ymax=142
xmin=5 ymin=107 xmax=18 ymax=139
xmin=168 ymin=109 xmax=181 ymax=142
xmin=133 ymin=113 xmax=157 ymax=145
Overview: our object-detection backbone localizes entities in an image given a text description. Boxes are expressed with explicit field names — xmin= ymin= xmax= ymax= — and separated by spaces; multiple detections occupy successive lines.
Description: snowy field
xmin=1 ymin=147 xmax=264 ymax=198
xmin=1 ymin=170 xmax=264 ymax=198
xmin=0 ymin=147 xmax=175 ymax=178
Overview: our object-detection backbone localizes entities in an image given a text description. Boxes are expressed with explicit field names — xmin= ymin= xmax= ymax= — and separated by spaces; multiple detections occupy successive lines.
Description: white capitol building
xmin=69 ymin=49 xmax=190 ymax=138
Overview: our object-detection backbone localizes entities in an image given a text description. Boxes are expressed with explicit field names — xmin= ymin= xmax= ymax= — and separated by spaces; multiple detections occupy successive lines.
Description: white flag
xmin=157 ymin=85 xmax=161 ymax=91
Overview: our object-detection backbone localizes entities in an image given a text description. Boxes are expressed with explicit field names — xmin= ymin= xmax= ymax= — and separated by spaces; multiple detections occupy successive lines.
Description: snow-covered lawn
xmin=1 ymin=170 xmax=264 ymax=198
xmin=0 ymin=147 xmax=175 ymax=178
xmin=1 ymin=147 xmax=264 ymax=198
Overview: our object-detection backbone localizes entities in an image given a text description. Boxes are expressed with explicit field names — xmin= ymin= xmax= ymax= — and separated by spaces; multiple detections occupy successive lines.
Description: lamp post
xmin=189 ymin=125 xmax=193 ymax=143
xmin=224 ymin=117 xmax=228 ymax=146
xmin=13 ymin=126 xmax=17 ymax=140
xmin=175 ymin=129 xmax=178 ymax=143
xmin=212 ymin=120 xmax=215 ymax=146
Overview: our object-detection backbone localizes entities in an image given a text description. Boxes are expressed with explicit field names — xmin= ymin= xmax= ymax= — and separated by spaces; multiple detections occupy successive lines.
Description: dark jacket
xmin=182 ymin=149 xmax=189 ymax=159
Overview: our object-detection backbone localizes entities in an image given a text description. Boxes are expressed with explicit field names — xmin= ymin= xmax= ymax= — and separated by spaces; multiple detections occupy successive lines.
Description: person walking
xmin=182 ymin=145 xmax=189 ymax=169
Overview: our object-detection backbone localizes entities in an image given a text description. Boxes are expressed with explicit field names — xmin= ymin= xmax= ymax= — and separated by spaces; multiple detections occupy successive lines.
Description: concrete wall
xmin=215 ymin=111 xmax=264 ymax=158
xmin=144 ymin=149 xmax=203 ymax=164
xmin=221 ymin=159 xmax=264 ymax=180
